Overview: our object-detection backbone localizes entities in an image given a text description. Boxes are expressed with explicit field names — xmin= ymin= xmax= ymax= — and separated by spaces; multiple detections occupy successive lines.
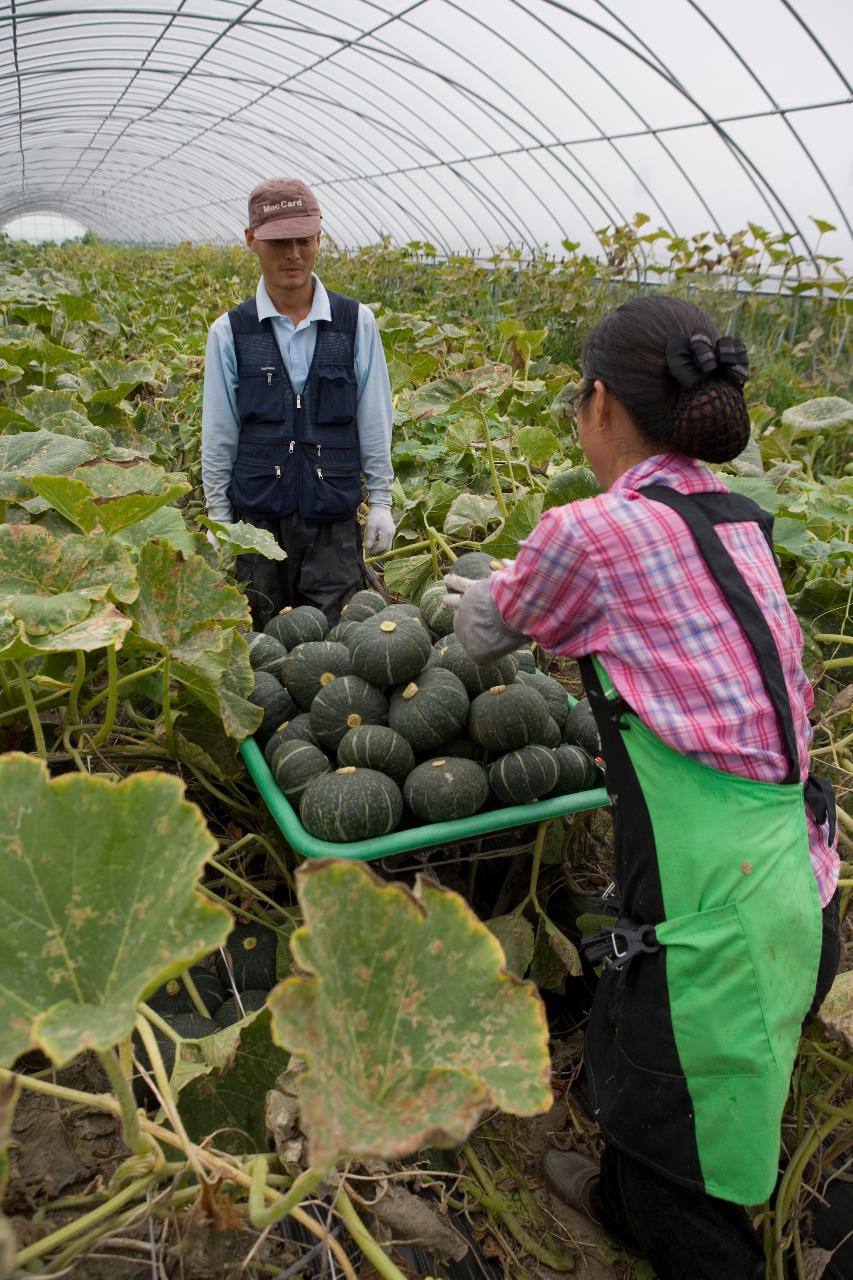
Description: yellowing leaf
xmin=268 ymin=861 xmax=551 ymax=1165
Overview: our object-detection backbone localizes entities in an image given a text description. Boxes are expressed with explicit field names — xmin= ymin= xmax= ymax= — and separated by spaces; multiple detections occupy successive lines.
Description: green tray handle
xmin=239 ymin=734 xmax=609 ymax=863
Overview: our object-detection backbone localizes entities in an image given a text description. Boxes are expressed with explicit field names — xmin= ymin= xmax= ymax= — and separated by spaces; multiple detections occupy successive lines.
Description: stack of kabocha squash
xmin=247 ymin=553 xmax=602 ymax=844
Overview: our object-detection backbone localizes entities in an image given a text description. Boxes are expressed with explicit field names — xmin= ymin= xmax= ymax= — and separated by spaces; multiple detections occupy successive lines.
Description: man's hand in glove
xmin=365 ymin=505 xmax=395 ymax=555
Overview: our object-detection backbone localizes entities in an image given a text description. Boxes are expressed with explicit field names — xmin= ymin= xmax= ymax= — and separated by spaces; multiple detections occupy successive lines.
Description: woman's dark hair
xmin=579 ymin=296 xmax=750 ymax=463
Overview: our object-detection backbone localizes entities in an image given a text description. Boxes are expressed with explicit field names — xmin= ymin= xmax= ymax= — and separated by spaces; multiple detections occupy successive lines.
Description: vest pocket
xmin=229 ymin=445 xmax=295 ymax=518
xmin=617 ymin=902 xmax=775 ymax=1080
xmin=299 ymin=444 xmax=361 ymax=520
xmin=316 ymin=365 xmax=357 ymax=426
xmin=236 ymin=372 xmax=286 ymax=426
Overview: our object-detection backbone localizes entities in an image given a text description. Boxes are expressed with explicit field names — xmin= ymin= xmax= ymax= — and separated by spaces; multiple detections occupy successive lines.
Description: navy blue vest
xmin=227 ymin=289 xmax=360 ymax=522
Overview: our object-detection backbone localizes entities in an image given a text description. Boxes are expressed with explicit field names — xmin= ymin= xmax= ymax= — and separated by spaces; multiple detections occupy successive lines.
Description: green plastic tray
xmin=240 ymin=736 xmax=609 ymax=863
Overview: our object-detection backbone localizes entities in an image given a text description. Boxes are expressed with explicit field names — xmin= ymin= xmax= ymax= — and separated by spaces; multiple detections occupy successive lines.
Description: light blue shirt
xmin=201 ymin=274 xmax=393 ymax=521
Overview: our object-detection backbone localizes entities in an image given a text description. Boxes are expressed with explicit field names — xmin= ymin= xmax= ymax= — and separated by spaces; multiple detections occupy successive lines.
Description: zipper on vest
xmin=317 ymin=467 xmax=323 ymax=481
xmin=267 ymin=372 xmax=272 ymax=386
xmin=274 ymin=465 xmax=281 ymax=478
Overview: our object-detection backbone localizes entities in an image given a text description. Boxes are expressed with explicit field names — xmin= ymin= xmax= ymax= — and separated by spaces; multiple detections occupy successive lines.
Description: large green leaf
xmin=381 ymin=552 xmax=435 ymax=601
xmin=0 ymin=524 xmax=135 ymax=658
xmin=444 ymin=492 xmax=501 ymax=536
xmin=177 ymin=1009 xmax=289 ymax=1154
xmin=0 ymin=430 xmax=97 ymax=501
xmin=26 ymin=462 xmax=190 ymax=535
xmin=0 ymin=603 xmax=132 ymax=661
xmin=482 ymin=493 xmax=543 ymax=558
xmin=0 ymin=755 xmax=231 ymax=1066
xmin=76 ymin=359 xmax=159 ymax=406
xmin=515 ymin=424 xmax=561 ymax=467
xmin=268 ymin=861 xmax=551 ymax=1165
xmin=0 ymin=524 xmax=137 ymax=608
xmin=200 ymin=518 xmax=287 ymax=559
xmin=127 ymin=542 xmax=258 ymax=737
xmin=116 ymin=505 xmax=197 ymax=554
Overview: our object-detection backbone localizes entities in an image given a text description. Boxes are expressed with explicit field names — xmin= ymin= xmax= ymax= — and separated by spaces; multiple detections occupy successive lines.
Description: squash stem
xmin=460 ymin=1143 xmax=574 ymax=1271
xmin=161 ymin=653 xmax=176 ymax=756
xmin=81 ymin=656 xmax=165 ymax=714
xmin=209 ymin=855 xmax=286 ymax=914
xmin=516 ymin=819 xmax=551 ymax=917
xmin=134 ymin=1015 xmax=206 ymax=1185
xmin=0 ymin=688 xmax=68 ymax=725
xmin=96 ymin=1045 xmax=148 ymax=1156
xmin=13 ymin=1174 xmax=156 ymax=1269
xmin=335 ymin=1188 xmax=411 ymax=1280
xmin=12 ymin=660 xmax=47 ymax=759
xmin=66 ymin=650 xmax=86 ymax=726
xmin=88 ymin=644 xmax=119 ymax=748
xmin=364 ymin=537 xmax=430 ymax=565
xmin=183 ymin=760 xmax=259 ymax=815
xmin=0 ymin=664 xmax=13 ymax=703
xmin=426 ymin=524 xmax=458 ymax=565
xmin=180 ymin=970 xmax=212 ymax=1019
xmin=479 ymin=412 xmax=509 ymax=518
xmin=248 ymin=1156 xmax=330 ymax=1229
xmin=219 ymin=831 xmax=297 ymax=892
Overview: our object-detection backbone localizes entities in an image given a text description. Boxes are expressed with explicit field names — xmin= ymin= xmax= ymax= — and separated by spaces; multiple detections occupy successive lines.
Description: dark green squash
xmin=309 ymin=675 xmax=388 ymax=750
xmin=264 ymin=604 xmax=328 ymax=649
xmin=263 ymin=713 xmax=319 ymax=762
xmin=327 ymin=618 xmax=362 ymax=651
xmin=270 ymin=739 xmax=332 ymax=799
xmin=564 ymin=697 xmax=602 ymax=757
xmin=337 ymin=724 xmax=415 ymax=786
xmin=349 ymin=614 xmax=432 ymax=686
xmin=247 ymin=631 xmax=288 ymax=674
xmin=299 ymin=766 xmax=403 ymax=842
xmin=419 ymin=580 xmax=456 ymax=637
xmin=468 ymin=683 xmax=549 ymax=752
xmin=434 ymin=731 xmax=490 ymax=764
xmin=546 ymin=744 xmax=599 ymax=797
xmin=432 ymin=634 xmax=519 ymax=697
xmin=340 ymin=589 xmax=388 ymax=622
xmin=403 ymin=757 xmax=489 ymax=821
xmin=214 ymin=990 xmax=269 ymax=1027
xmin=451 ymin=550 xmax=506 ymax=580
xmin=249 ymin=671 xmax=298 ymax=744
xmin=535 ymin=716 xmax=562 ymax=749
xmin=283 ymin=640 xmax=353 ymax=708
xmin=514 ymin=647 xmax=537 ymax=674
xmin=515 ymin=670 xmax=569 ymax=730
xmin=146 ymin=966 xmax=227 ymax=1019
xmin=489 ymin=745 xmax=560 ymax=803
xmin=215 ymin=920 xmax=278 ymax=991
xmin=388 ymin=667 xmax=469 ymax=751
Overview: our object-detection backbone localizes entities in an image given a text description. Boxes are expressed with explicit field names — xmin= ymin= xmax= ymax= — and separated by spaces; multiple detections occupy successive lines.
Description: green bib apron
xmin=578 ymin=485 xmax=826 ymax=1205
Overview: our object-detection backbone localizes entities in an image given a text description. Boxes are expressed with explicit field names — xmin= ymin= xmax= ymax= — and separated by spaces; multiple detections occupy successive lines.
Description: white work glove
xmin=205 ymin=529 xmax=220 ymax=550
xmin=443 ymin=573 xmax=475 ymax=611
xmin=364 ymin=504 xmax=395 ymax=555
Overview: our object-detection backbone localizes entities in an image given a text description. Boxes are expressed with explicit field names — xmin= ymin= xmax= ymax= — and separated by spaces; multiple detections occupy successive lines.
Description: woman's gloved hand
xmin=442 ymin=572 xmax=476 ymax=610
xmin=365 ymin=505 xmax=395 ymax=555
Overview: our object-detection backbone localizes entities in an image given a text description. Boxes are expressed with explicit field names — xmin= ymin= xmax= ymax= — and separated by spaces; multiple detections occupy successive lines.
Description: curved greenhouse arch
xmin=0 ymin=1 xmax=849 ymax=264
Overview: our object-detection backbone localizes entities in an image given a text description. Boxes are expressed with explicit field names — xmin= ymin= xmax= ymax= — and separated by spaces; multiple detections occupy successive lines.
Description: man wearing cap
xmin=202 ymin=177 xmax=395 ymax=626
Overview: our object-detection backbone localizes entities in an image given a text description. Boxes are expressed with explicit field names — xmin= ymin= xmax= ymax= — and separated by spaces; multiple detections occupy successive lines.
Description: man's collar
xmin=255 ymin=273 xmax=331 ymax=324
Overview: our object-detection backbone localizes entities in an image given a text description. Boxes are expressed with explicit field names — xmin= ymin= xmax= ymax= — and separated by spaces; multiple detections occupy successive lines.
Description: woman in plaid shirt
xmin=448 ymin=296 xmax=840 ymax=1280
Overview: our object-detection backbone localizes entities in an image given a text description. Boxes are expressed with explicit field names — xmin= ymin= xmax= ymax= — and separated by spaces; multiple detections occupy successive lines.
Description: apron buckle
xmin=582 ymin=919 xmax=660 ymax=971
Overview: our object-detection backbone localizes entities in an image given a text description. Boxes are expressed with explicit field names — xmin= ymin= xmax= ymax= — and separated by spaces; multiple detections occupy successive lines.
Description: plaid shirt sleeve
xmin=490 ymin=504 xmax=608 ymax=655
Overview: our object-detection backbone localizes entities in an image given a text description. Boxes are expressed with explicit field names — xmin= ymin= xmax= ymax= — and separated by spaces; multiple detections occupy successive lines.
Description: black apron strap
xmin=640 ymin=484 xmax=800 ymax=786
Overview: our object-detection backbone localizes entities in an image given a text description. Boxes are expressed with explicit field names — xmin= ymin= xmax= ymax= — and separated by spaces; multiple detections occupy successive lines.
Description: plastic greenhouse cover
xmin=0 ymin=0 xmax=850 ymax=265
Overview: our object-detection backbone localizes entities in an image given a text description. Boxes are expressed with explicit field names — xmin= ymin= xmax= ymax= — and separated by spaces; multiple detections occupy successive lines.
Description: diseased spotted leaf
xmin=201 ymin=518 xmax=287 ymax=560
xmin=482 ymin=493 xmax=543 ymax=557
xmin=27 ymin=459 xmax=189 ymax=535
xmin=0 ymin=755 xmax=230 ymax=1066
xmin=444 ymin=492 xmax=501 ymax=536
xmin=268 ymin=861 xmax=551 ymax=1165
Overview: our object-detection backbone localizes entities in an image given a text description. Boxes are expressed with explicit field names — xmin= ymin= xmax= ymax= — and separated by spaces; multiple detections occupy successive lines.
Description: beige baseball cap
xmin=247 ymin=178 xmax=322 ymax=239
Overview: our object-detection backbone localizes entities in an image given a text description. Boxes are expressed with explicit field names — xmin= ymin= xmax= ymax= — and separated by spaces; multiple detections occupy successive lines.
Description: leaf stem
xmin=364 ymin=537 xmax=430 ymax=564
xmin=88 ymin=644 xmax=119 ymax=748
xmin=0 ymin=688 xmax=68 ymax=725
xmin=134 ymin=1015 xmax=205 ymax=1184
xmin=813 ymin=633 xmax=851 ymax=645
xmin=426 ymin=523 xmax=458 ymax=564
xmin=181 ymin=970 xmax=212 ymax=1019
xmin=183 ymin=760 xmax=259 ymax=815
xmin=12 ymin=659 xmax=47 ymax=759
xmin=219 ymin=831 xmax=296 ymax=893
xmin=335 ymin=1187 xmax=412 ymax=1280
xmin=209 ymin=856 xmax=287 ymax=915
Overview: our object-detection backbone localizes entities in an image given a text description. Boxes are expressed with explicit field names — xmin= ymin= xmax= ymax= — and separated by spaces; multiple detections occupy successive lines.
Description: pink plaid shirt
xmin=491 ymin=453 xmax=839 ymax=905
